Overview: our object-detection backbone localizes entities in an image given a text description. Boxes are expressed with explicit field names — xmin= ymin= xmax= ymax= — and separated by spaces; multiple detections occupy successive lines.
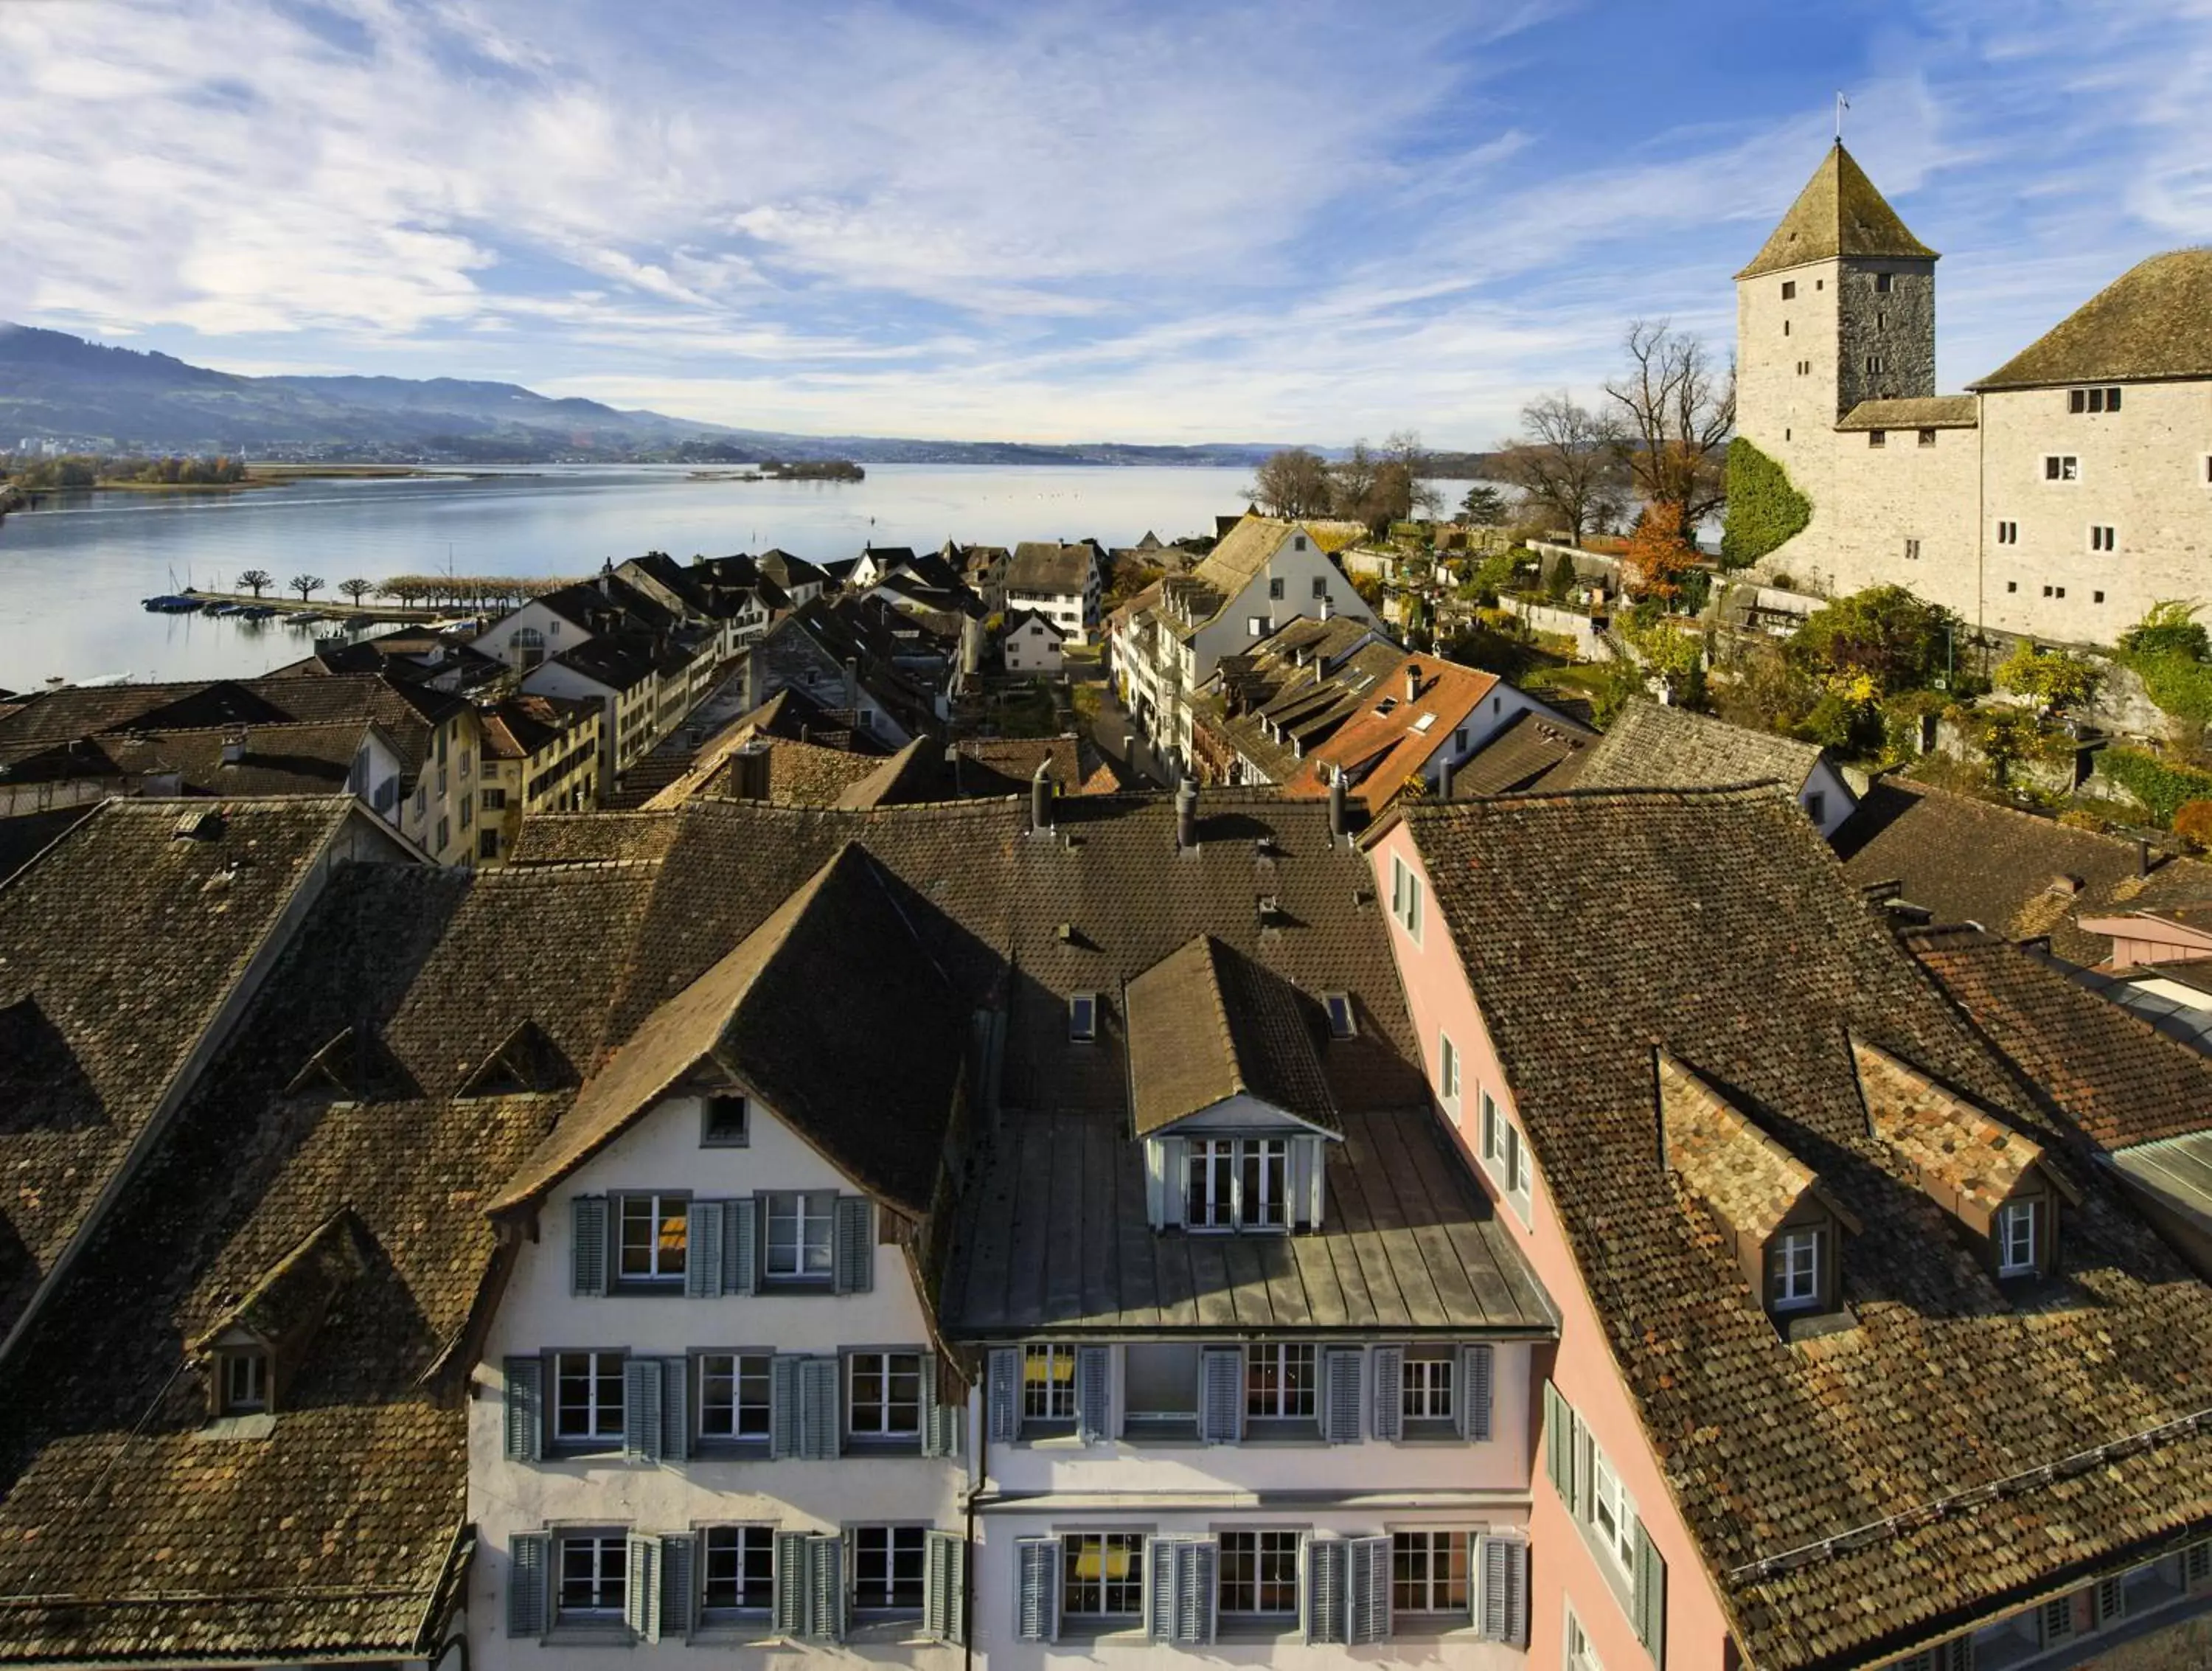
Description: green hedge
xmin=1720 ymin=438 xmax=1812 ymax=571
xmin=2097 ymin=746 xmax=2212 ymax=825
xmin=2121 ymin=649 xmax=2212 ymax=733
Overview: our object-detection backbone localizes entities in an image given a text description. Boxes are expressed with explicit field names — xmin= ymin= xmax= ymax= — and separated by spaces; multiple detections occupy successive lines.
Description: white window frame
xmin=852 ymin=1524 xmax=928 ymax=1615
xmin=1402 ymin=1351 xmax=1455 ymax=1420
xmin=552 ymin=1350 xmax=626 ymax=1446
xmin=697 ymin=1351 xmax=773 ymax=1442
xmin=222 ymin=1349 xmax=268 ymax=1414
xmin=847 ymin=1350 xmax=923 ymax=1438
xmin=1186 ymin=1137 xmax=1236 ymax=1230
xmin=1391 ymin=1529 xmax=1473 ymax=1616
xmin=1068 ymin=992 xmax=1098 ymax=1043
xmin=764 ymin=1190 xmax=835 ymax=1280
xmin=700 ymin=1093 xmax=748 ymax=1147
xmin=1244 ymin=1341 xmax=1318 ymax=1421
xmin=1023 ymin=1343 xmax=1079 ymax=1423
xmin=1997 ymin=1198 xmax=2039 ymax=1276
xmin=700 ymin=1524 xmax=776 ymax=1618
xmin=1391 ymin=854 xmax=1424 ymax=942
xmin=616 ymin=1192 xmax=688 ymax=1283
xmin=1185 ymin=1136 xmax=1291 ymax=1231
xmin=555 ymin=1531 xmax=629 ymax=1623
xmin=1063 ymin=1532 xmax=1147 ymax=1618
xmin=1587 ymin=1442 xmax=1638 ymax=1576
xmin=1566 ymin=1601 xmax=1605 ymax=1670
xmin=1242 ymin=1137 xmax=1290 ymax=1229
xmin=1772 ymin=1226 xmax=1823 ymax=1311
xmin=1439 ymin=1032 xmax=1461 ymax=1111
xmin=2044 ymin=454 xmax=2081 ymax=483
xmin=1217 ymin=1529 xmax=1301 ymax=1617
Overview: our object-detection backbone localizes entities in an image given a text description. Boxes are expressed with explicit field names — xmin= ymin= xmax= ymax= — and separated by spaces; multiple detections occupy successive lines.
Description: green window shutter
xmin=1146 ymin=1536 xmax=1178 ymax=1642
xmin=502 ymin=1357 xmax=542 ymax=1462
xmin=660 ymin=1356 xmax=689 ymax=1464
xmin=1015 ymin=1537 xmax=1061 ymax=1642
xmin=624 ymin=1530 xmax=660 ymax=1642
xmin=1478 ymin=1533 xmax=1528 ymax=1646
xmin=1160 ymin=1137 xmax=1186 ymax=1226
xmin=659 ymin=1533 xmax=695 ymax=1643
xmin=1199 ymin=1347 xmax=1242 ymax=1444
xmin=832 ymin=1196 xmax=873 ymax=1293
xmin=1371 ymin=1346 xmax=1404 ymax=1441
xmin=987 ymin=1347 xmax=1020 ymax=1443
xmin=1076 ymin=1345 xmax=1111 ymax=1445
xmin=1322 ymin=1347 xmax=1363 ymax=1444
xmin=921 ymin=1353 xmax=962 ymax=1458
xmin=507 ymin=1532 xmax=549 ymax=1638
xmin=773 ymin=1531 xmax=810 ymax=1636
xmin=1461 ymin=1344 xmax=1494 ymax=1442
xmin=571 ymin=1195 xmax=608 ymax=1296
xmin=1144 ymin=1139 xmax=1168 ymax=1228
xmin=1346 ymin=1535 xmax=1392 ymax=1644
xmin=1543 ymin=1380 xmax=1573 ymax=1502
xmin=799 ymin=1356 xmax=841 ymax=1459
xmin=1633 ymin=1518 xmax=1667 ymax=1664
xmin=685 ymin=1201 xmax=725 ymax=1298
xmin=923 ymin=1531 xmax=967 ymax=1644
xmin=1573 ymin=1420 xmax=1595 ymax=1522
xmin=726 ymin=1196 xmax=758 ymax=1295
xmin=769 ymin=1355 xmax=801 ymax=1460
xmin=1182 ymin=1538 xmax=1219 ymax=1645
xmin=1304 ymin=1535 xmax=1347 ymax=1644
xmin=622 ymin=1358 xmax=663 ymax=1463
xmin=805 ymin=1533 xmax=845 ymax=1641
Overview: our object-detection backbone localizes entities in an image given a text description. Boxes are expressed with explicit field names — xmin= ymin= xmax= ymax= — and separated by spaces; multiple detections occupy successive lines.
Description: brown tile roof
xmin=98 ymin=720 xmax=372 ymax=797
xmin=835 ymin=734 xmax=952 ymax=809
xmin=1402 ymin=785 xmax=2212 ymax=1670
xmin=1837 ymin=777 xmax=2212 ymax=963
xmin=1571 ymin=700 xmax=1832 ymax=799
xmin=1007 ymin=542 xmax=1093 ymax=595
xmin=506 ymin=810 xmax=684 ymax=866
xmin=1658 ymin=1052 xmax=1820 ymax=1245
xmin=1126 ymin=934 xmax=1340 ymax=1136
xmin=951 ymin=735 xmax=1089 ymax=797
xmin=1189 ymin=514 xmax=1293 ymax=603
xmin=1283 ymin=656 xmax=1500 ymax=813
xmin=0 ymin=853 xmax=658 ymax=1664
xmin=1836 ymin=395 xmax=1979 ymax=431
xmin=491 ymin=844 xmax=965 ymax=1218
xmin=1736 ymin=142 xmax=1938 ymax=279
xmin=1972 ymin=248 xmax=2212 ymax=390
xmin=1852 ymin=1037 xmax=2049 ymax=1215
xmin=1906 ymin=924 xmax=2212 ymax=1150
xmin=1446 ymin=708 xmax=1595 ymax=797
xmin=0 ymin=798 xmax=373 ymax=1336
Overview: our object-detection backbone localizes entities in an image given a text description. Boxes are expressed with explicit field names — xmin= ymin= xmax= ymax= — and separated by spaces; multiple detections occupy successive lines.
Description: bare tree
xmin=338 ymin=577 xmax=375 ymax=605
xmin=1604 ymin=320 xmax=1736 ymax=547
xmin=1245 ymin=448 xmax=1335 ymax=519
xmin=1330 ymin=440 xmax=1380 ymax=522
xmin=290 ymin=573 xmax=325 ymax=602
xmin=1380 ymin=429 xmax=1443 ymax=518
xmin=1492 ymin=392 xmax=1625 ymax=545
xmin=236 ymin=569 xmax=273 ymax=599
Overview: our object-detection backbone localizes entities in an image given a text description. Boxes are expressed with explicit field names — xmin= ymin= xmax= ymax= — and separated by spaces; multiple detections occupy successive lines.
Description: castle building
xmin=1734 ymin=142 xmax=2212 ymax=641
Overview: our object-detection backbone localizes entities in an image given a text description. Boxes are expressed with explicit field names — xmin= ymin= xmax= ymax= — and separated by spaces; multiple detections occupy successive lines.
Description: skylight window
xmin=1412 ymin=712 xmax=1438 ymax=733
xmin=1324 ymin=993 xmax=1356 ymax=1038
xmin=1069 ymin=992 xmax=1098 ymax=1043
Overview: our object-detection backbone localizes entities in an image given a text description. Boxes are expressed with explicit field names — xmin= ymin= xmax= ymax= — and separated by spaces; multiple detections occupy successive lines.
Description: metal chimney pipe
xmin=1175 ymin=777 xmax=1197 ymax=850
xmin=1404 ymin=664 xmax=1421 ymax=704
xmin=1032 ymin=761 xmax=1054 ymax=833
xmin=1328 ymin=771 xmax=1347 ymax=841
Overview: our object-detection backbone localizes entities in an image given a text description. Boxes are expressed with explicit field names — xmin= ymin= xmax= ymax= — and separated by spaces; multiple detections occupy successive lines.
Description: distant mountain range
xmin=0 ymin=324 xmax=1294 ymax=468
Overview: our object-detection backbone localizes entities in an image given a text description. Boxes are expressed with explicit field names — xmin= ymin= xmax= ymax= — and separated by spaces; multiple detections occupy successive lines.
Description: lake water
xmin=0 ymin=463 xmax=1259 ymax=687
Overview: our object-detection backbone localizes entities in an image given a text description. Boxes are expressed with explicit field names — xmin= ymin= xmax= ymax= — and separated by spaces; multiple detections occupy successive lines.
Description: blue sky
xmin=1 ymin=0 xmax=2208 ymax=446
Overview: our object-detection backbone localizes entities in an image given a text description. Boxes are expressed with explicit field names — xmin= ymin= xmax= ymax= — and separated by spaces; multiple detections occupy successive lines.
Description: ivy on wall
xmin=2097 ymin=746 xmax=2212 ymax=827
xmin=1719 ymin=438 xmax=1812 ymax=571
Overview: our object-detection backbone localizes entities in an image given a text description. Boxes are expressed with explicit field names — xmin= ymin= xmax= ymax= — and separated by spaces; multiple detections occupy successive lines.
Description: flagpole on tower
xmin=1836 ymin=91 xmax=1849 ymax=143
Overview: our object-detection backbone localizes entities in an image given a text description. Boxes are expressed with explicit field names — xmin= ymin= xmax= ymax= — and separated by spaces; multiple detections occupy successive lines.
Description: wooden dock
xmin=180 ymin=588 xmax=447 ymax=623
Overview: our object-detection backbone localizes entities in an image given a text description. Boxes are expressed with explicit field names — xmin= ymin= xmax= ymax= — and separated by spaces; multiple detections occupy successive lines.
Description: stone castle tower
xmin=1734 ymin=143 xmax=1941 ymax=523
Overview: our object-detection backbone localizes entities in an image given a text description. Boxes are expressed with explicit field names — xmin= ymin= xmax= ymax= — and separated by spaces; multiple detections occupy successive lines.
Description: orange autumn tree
xmin=1623 ymin=502 xmax=1699 ymax=601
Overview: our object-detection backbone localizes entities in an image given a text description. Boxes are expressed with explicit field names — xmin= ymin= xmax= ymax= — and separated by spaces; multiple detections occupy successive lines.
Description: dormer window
xmin=1185 ymin=1136 xmax=1287 ymax=1230
xmin=220 ymin=1349 xmax=268 ymax=1414
xmin=701 ymin=1093 xmax=748 ymax=1147
xmin=1069 ymin=992 xmax=1098 ymax=1043
xmin=1997 ymin=1199 xmax=2040 ymax=1276
xmin=1770 ymin=1226 xmax=1824 ymax=1311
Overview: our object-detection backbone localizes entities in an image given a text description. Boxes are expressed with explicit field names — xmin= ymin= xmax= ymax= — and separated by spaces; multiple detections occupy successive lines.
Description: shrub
xmin=2121 ymin=600 xmax=2210 ymax=663
xmin=2057 ymin=806 xmax=2111 ymax=833
xmin=1719 ymin=437 xmax=1812 ymax=570
xmin=2173 ymin=801 xmax=2212 ymax=852
xmin=1790 ymin=585 xmax=1960 ymax=695
xmin=2098 ymin=746 xmax=2212 ymax=825
xmin=1994 ymin=642 xmax=2101 ymax=718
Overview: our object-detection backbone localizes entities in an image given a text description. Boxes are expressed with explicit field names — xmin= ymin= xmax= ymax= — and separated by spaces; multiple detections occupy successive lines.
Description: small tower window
xmin=1784 ymin=319 xmax=1791 ymax=336
xmin=1781 ymin=280 xmax=1796 ymax=299
xmin=1868 ymin=430 xmax=1887 ymax=448
xmin=2090 ymin=525 xmax=2118 ymax=553
xmin=1996 ymin=521 xmax=2019 ymax=545
xmin=1918 ymin=428 xmax=1937 ymax=448
xmin=1874 ymin=271 xmax=1894 ymax=293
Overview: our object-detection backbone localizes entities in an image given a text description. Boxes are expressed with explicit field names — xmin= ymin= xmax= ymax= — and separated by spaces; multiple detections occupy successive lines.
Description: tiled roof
xmin=1446 ymin=708 xmax=1595 ymax=797
xmin=1658 ymin=1053 xmax=1820 ymax=1245
xmin=1283 ymin=656 xmax=1500 ymax=813
xmin=1126 ymin=934 xmax=1340 ymax=1136
xmin=1736 ymin=142 xmax=1938 ymax=280
xmin=1007 ymin=542 xmax=1093 ymax=595
xmin=1189 ymin=515 xmax=1293 ymax=603
xmin=1192 ymin=627 xmax=1397 ymax=787
xmin=951 ymin=735 xmax=1088 ymax=797
xmin=0 ymin=799 xmax=370 ymax=1335
xmin=1836 ymin=395 xmax=1980 ymax=431
xmin=1570 ymin=699 xmax=1829 ymax=797
xmin=1906 ymin=924 xmax=2212 ymax=1150
xmin=835 ymin=735 xmax=952 ymax=810
xmin=1837 ymin=777 xmax=2212 ymax=963
xmin=0 ymin=854 xmax=658 ymax=1664
xmin=1852 ymin=1037 xmax=2048 ymax=1215
xmin=492 ymin=844 xmax=964 ymax=1218
xmin=1972 ymin=249 xmax=2212 ymax=390
xmin=97 ymin=720 xmax=371 ymax=797
xmin=1402 ymin=786 xmax=2212 ymax=1670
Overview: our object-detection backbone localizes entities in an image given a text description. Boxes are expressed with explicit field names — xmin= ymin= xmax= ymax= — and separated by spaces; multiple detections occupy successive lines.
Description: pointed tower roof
xmin=1736 ymin=142 xmax=1938 ymax=280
